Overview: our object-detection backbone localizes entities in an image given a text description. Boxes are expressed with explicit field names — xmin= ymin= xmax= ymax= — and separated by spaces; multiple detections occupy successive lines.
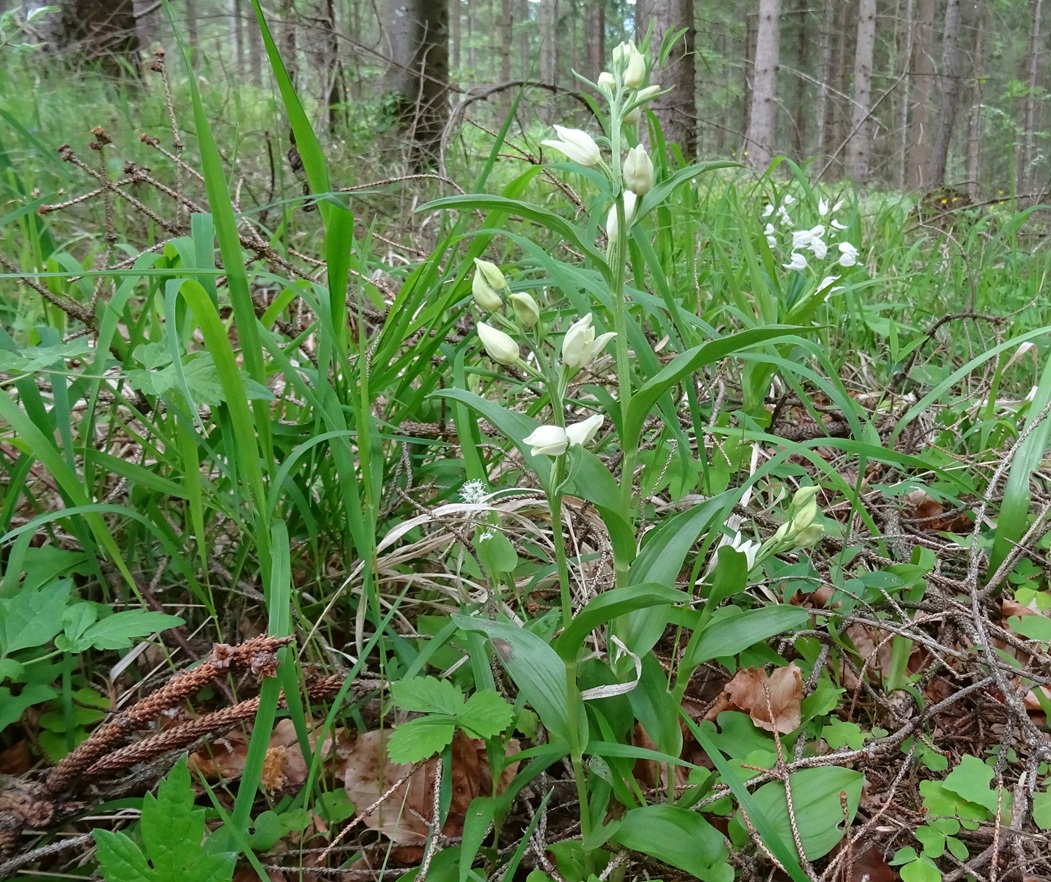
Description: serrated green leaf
xmin=387 ymin=716 xmax=457 ymax=764
xmin=0 ymin=578 xmax=71 ymax=656
xmin=458 ymin=691 xmax=514 ymax=738
xmin=391 ymin=676 xmax=464 ymax=715
xmin=94 ymin=829 xmax=154 ymax=882
xmin=140 ymin=759 xmax=206 ymax=877
xmin=75 ymin=610 xmax=185 ymax=651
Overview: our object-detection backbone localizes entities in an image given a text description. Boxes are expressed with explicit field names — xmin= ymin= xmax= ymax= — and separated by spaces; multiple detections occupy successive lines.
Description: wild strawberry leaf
xmin=391 ymin=675 xmax=464 ymax=716
xmin=458 ymin=691 xmax=514 ymax=739
xmin=387 ymin=716 xmax=457 ymax=764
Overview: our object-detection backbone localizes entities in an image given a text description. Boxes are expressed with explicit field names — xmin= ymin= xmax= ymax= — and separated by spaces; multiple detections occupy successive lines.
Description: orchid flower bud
xmin=623 ymin=43 xmax=646 ymax=89
xmin=623 ymin=145 xmax=654 ymax=196
xmin=509 ymin=292 xmax=540 ymax=329
xmin=477 ymin=322 xmax=520 ymax=366
xmin=565 ymin=413 xmax=604 ymax=447
xmin=605 ymin=190 xmax=638 ymax=245
xmin=598 ymin=71 xmax=616 ymax=93
xmin=635 ymin=85 xmax=661 ymax=102
xmin=541 ymin=125 xmax=601 ymax=167
xmin=838 ymin=242 xmax=859 ymax=267
xmin=523 ymin=425 xmax=569 ymax=457
xmin=472 ymin=259 xmax=505 ymax=311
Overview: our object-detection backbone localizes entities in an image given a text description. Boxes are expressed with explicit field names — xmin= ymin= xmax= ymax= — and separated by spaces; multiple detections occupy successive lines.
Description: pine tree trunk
xmin=747 ymin=0 xmax=781 ymax=168
xmin=813 ymin=0 xmax=835 ymax=169
xmin=927 ymin=0 xmax=964 ymax=187
xmin=584 ymin=1 xmax=605 ymax=84
xmin=1019 ymin=0 xmax=1045 ymax=193
xmin=384 ymin=0 xmax=450 ymax=170
xmin=966 ymin=2 xmax=987 ymax=199
xmin=637 ymin=0 xmax=696 ymax=157
xmin=908 ymin=0 xmax=936 ymax=190
xmin=845 ymin=0 xmax=876 ymax=181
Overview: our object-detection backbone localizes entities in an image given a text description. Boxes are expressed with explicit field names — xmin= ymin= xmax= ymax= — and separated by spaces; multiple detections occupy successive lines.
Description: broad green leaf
xmin=72 ymin=610 xmax=185 ymax=651
xmin=0 ymin=578 xmax=71 ymax=656
xmin=387 ymin=717 xmax=457 ymax=764
xmin=459 ymin=691 xmax=514 ymax=738
xmin=612 ymin=805 xmax=731 ymax=882
xmin=683 ymin=605 xmax=811 ymax=665
xmin=900 ymin=857 xmax=941 ymax=882
xmin=453 ymin=615 xmax=576 ymax=744
xmin=391 ymin=676 xmax=464 ymax=716
xmin=739 ymin=766 xmax=864 ymax=860
xmin=1032 ymin=789 xmax=1051 ymax=830
xmin=625 ymin=327 xmax=799 ymax=448
xmin=943 ymin=755 xmax=1002 ymax=815
xmin=0 ymin=682 xmax=57 ymax=730
xmin=57 ymin=602 xmax=98 ymax=652
xmin=555 ymin=583 xmax=688 ymax=659
xmin=1007 ymin=614 xmax=1051 ymax=643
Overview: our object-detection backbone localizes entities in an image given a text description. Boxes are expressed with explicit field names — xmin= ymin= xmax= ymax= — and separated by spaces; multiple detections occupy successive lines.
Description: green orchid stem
xmin=608 ymin=89 xmax=638 ymax=579
xmin=547 ymin=458 xmax=594 ymax=855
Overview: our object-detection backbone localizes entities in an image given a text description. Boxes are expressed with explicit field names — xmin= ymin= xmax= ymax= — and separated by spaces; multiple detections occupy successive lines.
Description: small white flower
xmin=783 ymin=252 xmax=808 ymax=271
xmin=810 ymin=237 xmax=828 ymax=260
xmin=838 ymin=242 xmax=859 ymax=267
xmin=562 ymin=313 xmax=617 ymax=370
xmin=606 ymin=190 xmax=638 ymax=245
xmin=523 ymin=425 xmax=569 ymax=457
xmin=831 ymin=218 xmax=848 ymax=231
xmin=762 ymin=203 xmax=775 ymax=218
xmin=783 ymin=194 xmax=796 ymax=205
xmin=818 ymin=197 xmax=829 ymax=216
xmin=477 ymin=322 xmax=520 ymax=366
xmin=792 ymin=225 xmax=824 ymax=250
xmin=565 ymin=413 xmax=604 ymax=447
xmin=542 ymin=125 xmax=601 ymax=167
xmin=776 ymin=205 xmax=794 ymax=228
xmin=460 ymin=479 xmax=487 ymax=504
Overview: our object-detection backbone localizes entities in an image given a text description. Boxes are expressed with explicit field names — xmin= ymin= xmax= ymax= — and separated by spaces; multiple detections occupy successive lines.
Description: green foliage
xmin=387 ymin=676 xmax=514 ymax=763
xmin=94 ymin=759 xmax=236 ymax=882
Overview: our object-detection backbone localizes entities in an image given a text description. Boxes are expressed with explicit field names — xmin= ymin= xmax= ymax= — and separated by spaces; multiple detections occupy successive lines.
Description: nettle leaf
xmin=0 ymin=578 xmax=71 ymax=656
xmin=94 ymin=758 xmax=234 ymax=882
xmin=391 ymin=676 xmax=464 ymax=716
xmin=0 ymin=338 xmax=93 ymax=373
xmin=388 ymin=716 xmax=457 ymax=764
xmin=458 ymin=691 xmax=514 ymax=739
xmin=127 ymin=349 xmax=273 ymax=407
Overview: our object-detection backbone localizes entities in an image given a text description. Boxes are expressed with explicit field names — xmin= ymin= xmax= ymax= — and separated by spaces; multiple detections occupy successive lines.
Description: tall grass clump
xmin=3 ymin=12 xmax=1051 ymax=882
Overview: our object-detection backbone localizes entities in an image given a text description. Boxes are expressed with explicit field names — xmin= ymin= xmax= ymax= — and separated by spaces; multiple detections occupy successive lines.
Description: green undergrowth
xmin=2 ymin=16 xmax=1051 ymax=882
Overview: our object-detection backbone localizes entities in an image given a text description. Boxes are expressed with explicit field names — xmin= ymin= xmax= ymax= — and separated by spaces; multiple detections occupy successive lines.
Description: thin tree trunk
xmin=584 ymin=1 xmax=605 ymax=81
xmin=518 ymin=0 xmax=530 ymax=78
xmin=845 ymin=0 xmax=876 ymax=181
xmin=813 ymin=0 xmax=835 ymax=169
xmin=927 ymin=0 xmax=964 ymax=187
xmin=895 ymin=0 xmax=915 ymax=189
xmin=450 ymin=0 xmax=460 ymax=73
xmin=746 ymin=0 xmax=781 ymax=168
xmin=1019 ymin=0 xmax=1045 ymax=193
xmin=966 ymin=2 xmax=987 ymax=199
xmin=539 ymin=0 xmax=557 ymax=120
xmin=908 ymin=0 xmax=936 ymax=190
xmin=499 ymin=0 xmax=512 ymax=81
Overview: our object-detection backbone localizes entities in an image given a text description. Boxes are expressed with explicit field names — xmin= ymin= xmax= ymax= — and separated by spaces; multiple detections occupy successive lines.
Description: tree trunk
xmin=637 ymin=0 xmax=696 ymax=157
xmin=450 ymin=0 xmax=460 ymax=73
xmin=518 ymin=0 xmax=530 ymax=78
xmin=1019 ymin=0 xmax=1045 ymax=193
xmin=584 ymin=1 xmax=605 ymax=82
xmin=539 ymin=0 xmax=557 ymax=120
xmin=384 ymin=0 xmax=450 ymax=171
xmin=746 ymin=0 xmax=781 ymax=168
xmin=813 ymin=0 xmax=835 ymax=169
xmin=895 ymin=0 xmax=915 ymax=189
xmin=845 ymin=0 xmax=876 ymax=181
xmin=49 ymin=0 xmax=141 ymax=77
xmin=966 ymin=1 xmax=987 ymax=199
xmin=927 ymin=0 xmax=964 ymax=187
xmin=907 ymin=0 xmax=936 ymax=190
